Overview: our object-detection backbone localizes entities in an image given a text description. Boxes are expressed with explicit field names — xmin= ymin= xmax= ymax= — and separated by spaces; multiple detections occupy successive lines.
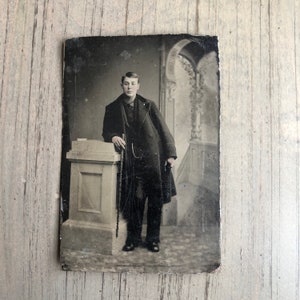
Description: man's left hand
xmin=166 ymin=157 xmax=175 ymax=168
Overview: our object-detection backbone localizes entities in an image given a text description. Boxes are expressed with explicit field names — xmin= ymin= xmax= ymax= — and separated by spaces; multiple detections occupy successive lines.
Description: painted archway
xmin=161 ymin=37 xmax=220 ymax=228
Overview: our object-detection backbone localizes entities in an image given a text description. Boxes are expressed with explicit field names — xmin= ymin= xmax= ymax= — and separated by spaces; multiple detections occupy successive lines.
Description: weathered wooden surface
xmin=0 ymin=0 xmax=299 ymax=299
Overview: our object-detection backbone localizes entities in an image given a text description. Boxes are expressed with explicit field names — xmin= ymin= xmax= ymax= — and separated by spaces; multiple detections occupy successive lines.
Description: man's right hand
xmin=112 ymin=136 xmax=126 ymax=150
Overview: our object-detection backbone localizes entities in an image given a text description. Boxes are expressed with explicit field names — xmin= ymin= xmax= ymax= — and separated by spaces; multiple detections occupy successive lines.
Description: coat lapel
xmin=113 ymin=95 xmax=128 ymax=132
xmin=136 ymin=95 xmax=150 ymax=127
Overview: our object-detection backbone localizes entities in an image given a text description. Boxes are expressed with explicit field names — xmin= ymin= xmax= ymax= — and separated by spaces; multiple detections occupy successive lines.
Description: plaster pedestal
xmin=61 ymin=140 xmax=126 ymax=256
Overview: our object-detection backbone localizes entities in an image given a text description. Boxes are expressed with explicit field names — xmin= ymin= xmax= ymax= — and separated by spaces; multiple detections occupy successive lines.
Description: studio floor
xmin=60 ymin=224 xmax=220 ymax=274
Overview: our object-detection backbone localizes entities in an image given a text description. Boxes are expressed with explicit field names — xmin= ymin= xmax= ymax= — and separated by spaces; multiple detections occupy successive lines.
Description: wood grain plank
xmin=125 ymin=0 xmax=143 ymax=35
xmin=295 ymin=2 xmax=300 ymax=300
xmin=0 ymin=1 xmax=41 ymax=299
xmin=217 ymin=2 xmax=244 ymax=297
xmin=155 ymin=0 xmax=190 ymax=34
xmin=270 ymin=1 xmax=299 ymax=299
xmin=140 ymin=0 xmax=157 ymax=35
xmin=100 ymin=1 xmax=127 ymax=36
xmin=249 ymin=1 xmax=274 ymax=299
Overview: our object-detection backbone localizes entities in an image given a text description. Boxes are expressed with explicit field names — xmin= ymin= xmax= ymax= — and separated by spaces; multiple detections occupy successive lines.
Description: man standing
xmin=102 ymin=72 xmax=177 ymax=252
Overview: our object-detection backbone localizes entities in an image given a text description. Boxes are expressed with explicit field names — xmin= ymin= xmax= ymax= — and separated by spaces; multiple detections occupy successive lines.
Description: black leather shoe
xmin=146 ymin=242 xmax=160 ymax=252
xmin=122 ymin=242 xmax=135 ymax=252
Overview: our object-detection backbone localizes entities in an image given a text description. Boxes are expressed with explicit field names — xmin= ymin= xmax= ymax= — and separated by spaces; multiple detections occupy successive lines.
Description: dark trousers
xmin=126 ymin=175 xmax=163 ymax=244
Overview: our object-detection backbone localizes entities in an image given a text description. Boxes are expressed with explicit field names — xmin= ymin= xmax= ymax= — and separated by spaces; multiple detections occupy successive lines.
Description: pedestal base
xmin=61 ymin=219 xmax=126 ymax=256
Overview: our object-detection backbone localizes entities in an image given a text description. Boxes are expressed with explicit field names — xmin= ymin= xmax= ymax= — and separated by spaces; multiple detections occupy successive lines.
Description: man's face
xmin=121 ymin=77 xmax=140 ymax=98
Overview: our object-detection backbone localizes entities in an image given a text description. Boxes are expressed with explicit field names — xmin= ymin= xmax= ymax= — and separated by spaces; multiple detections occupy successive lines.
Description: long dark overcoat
xmin=102 ymin=94 xmax=177 ymax=205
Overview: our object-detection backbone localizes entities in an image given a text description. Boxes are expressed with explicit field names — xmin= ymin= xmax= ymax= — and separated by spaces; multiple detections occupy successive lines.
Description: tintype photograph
xmin=60 ymin=34 xmax=220 ymax=273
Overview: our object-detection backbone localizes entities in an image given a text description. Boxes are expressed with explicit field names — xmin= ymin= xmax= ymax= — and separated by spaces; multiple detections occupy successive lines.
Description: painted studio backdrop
xmin=60 ymin=34 xmax=220 ymax=273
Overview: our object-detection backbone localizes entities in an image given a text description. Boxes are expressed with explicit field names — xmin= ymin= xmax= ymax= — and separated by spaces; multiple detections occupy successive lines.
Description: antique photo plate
xmin=60 ymin=34 xmax=220 ymax=273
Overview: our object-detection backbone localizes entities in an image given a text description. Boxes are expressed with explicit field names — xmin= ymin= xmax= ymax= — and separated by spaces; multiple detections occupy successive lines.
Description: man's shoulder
xmin=136 ymin=95 xmax=155 ymax=106
xmin=105 ymin=94 xmax=156 ymax=108
xmin=106 ymin=95 xmax=124 ymax=109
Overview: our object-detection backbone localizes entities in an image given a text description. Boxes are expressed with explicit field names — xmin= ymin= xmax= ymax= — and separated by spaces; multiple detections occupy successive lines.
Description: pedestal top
xmin=67 ymin=139 xmax=120 ymax=163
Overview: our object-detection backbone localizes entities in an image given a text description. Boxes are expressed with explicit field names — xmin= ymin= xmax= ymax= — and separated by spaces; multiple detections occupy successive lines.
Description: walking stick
xmin=116 ymin=134 xmax=125 ymax=238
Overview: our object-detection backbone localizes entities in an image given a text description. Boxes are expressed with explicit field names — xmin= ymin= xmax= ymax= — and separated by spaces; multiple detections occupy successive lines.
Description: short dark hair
xmin=121 ymin=72 xmax=139 ymax=83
